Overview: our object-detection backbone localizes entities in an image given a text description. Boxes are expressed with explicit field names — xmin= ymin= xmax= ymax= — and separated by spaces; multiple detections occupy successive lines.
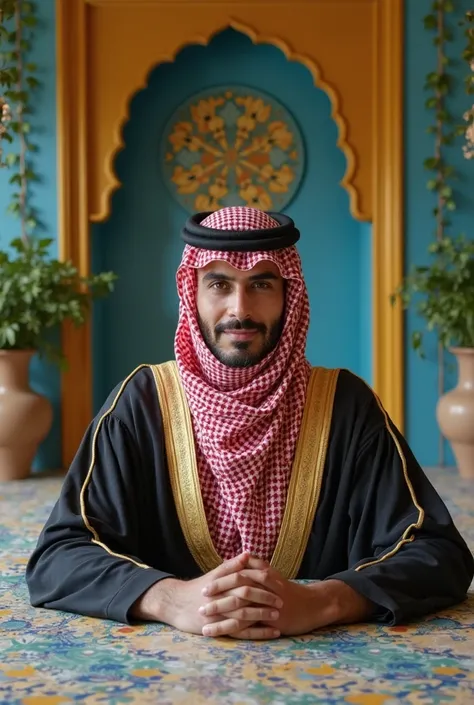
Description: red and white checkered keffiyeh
xmin=174 ymin=207 xmax=311 ymax=560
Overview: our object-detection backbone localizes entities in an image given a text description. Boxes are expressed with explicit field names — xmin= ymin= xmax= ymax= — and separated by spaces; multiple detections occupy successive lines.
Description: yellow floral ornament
xmin=161 ymin=86 xmax=305 ymax=213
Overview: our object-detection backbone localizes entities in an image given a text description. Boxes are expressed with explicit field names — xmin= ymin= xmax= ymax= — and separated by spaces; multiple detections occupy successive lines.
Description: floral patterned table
xmin=1 ymin=468 xmax=473 ymax=705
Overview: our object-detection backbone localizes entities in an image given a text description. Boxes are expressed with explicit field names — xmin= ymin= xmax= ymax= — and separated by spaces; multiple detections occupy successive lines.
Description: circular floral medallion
xmin=161 ymin=85 xmax=305 ymax=214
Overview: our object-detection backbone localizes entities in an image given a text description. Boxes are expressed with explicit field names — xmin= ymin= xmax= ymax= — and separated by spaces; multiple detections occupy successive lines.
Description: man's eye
xmin=211 ymin=281 xmax=229 ymax=290
xmin=253 ymin=281 xmax=271 ymax=289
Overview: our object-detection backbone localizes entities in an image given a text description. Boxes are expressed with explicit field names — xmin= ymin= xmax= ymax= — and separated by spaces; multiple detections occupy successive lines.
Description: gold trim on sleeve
xmin=152 ymin=362 xmax=339 ymax=579
xmin=355 ymin=390 xmax=425 ymax=573
xmin=80 ymin=364 xmax=151 ymax=569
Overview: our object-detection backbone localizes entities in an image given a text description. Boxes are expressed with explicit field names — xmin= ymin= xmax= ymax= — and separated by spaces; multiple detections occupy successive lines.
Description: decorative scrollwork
xmin=161 ymin=86 xmax=305 ymax=213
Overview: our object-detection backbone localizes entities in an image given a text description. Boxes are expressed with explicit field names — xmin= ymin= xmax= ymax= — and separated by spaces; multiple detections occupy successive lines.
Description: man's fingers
xmin=221 ymin=607 xmax=279 ymax=622
xmin=225 ymin=585 xmax=283 ymax=607
xmin=203 ymin=569 xmax=279 ymax=597
xmin=230 ymin=626 xmax=280 ymax=640
xmin=246 ymin=555 xmax=270 ymax=570
xmin=202 ymin=571 xmax=257 ymax=597
xmin=201 ymin=617 xmax=280 ymax=639
xmin=202 ymin=618 xmax=252 ymax=638
xmin=199 ymin=595 xmax=246 ymax=616
xmin=200 ymin=588 xmax=282 ymax=617
xmin=238 ymin=568 xmax=279 ymax=591
xmin=212 ymin=552 xmax=250 ymax=579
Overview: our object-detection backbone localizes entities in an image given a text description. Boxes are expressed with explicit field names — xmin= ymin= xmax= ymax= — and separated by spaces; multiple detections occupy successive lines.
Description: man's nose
xmin=228 ymin=287 xmax=252 ymax=320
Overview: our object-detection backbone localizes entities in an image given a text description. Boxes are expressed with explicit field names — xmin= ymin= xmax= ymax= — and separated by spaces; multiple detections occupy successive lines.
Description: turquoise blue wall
xmin=0 ymin=0 xmax=472 ymax=470
xmin=92 ymin=29 xmax=368 ymax=408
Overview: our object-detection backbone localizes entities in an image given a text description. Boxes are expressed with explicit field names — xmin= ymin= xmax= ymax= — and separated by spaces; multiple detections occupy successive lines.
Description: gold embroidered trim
xmin=152 ymin=362 xmax=339 ymax=579
xmin=355 ymin=389 xmax=425 ymax=572
xmin=79 ymin=364 xmax=150 ymax=570
xmin=151 ymin=362 xmax=222 ymax=573
xmin=271 ymin=366 xmax=339 ymax=579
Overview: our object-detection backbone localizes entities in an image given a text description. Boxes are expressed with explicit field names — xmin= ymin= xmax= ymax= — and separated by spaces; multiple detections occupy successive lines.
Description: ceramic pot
xmin=0 ymin=350 xmax=53 ymax=481
xmin=436 ymin=347 xmax=474 ymax=479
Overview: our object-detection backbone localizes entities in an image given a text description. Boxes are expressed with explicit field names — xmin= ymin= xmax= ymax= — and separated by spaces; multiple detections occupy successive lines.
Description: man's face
xmin=196 ymin=260 xmax=285 ymax=368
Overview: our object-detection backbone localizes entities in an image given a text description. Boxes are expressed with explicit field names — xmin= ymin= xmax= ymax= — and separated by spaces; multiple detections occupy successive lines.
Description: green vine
xmin=423 ymin=0 xmax=460 ymax=237
xmin=0 ymin=0 xmax=39 ymax=238
xmin=461 ymin=9 xmax=474 ymax=158
xmin=0 ymin=0 xmax=15 ymax=168
xmin=0 ymin=0 xmax=117 ymax=365
xmin=392 ymin=1 xmax=474 ymax=357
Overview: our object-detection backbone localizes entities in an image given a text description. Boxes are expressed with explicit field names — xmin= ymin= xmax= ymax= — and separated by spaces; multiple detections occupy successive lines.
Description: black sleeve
xmin=25 ymin=411 xmax=173 ymax=624
xmin=328 ymin=390 xmax=474 ymax=625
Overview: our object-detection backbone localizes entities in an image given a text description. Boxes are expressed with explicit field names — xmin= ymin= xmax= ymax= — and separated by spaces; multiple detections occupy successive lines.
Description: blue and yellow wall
xmin=0 ymin=0 xmax=472 ymax=470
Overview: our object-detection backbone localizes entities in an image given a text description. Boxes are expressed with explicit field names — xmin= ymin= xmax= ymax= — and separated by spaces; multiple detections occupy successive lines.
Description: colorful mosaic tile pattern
xmin=0 ymin=468 xmax=473 ymax=704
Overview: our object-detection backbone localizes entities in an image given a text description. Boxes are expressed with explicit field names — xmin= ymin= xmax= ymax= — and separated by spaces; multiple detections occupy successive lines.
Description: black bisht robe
xmin=26 ymin=365 xmax=474 ymax=625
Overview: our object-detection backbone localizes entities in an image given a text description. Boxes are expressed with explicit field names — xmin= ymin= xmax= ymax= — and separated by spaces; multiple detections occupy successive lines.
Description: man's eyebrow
xmin=202 ymin=270 xmax=280 ymax=283
xmin=202 ymin=272 xmax=235 ymax=283
xmin=248 ymin=271 xmax=280 ymax=282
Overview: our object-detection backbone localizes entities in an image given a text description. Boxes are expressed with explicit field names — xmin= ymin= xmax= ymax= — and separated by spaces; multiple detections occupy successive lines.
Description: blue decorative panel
xmin=160 ymin=85 xmax=305 ymax=213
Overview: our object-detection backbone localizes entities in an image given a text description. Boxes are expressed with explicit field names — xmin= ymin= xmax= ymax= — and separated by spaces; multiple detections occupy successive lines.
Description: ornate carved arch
xmin=57 ymin=0 xmax=404 ymax=466
xmin=95 ymin=18 xmax=362 ymax=225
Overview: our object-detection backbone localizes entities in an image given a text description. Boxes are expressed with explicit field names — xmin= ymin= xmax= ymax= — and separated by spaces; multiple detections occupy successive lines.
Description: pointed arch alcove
xmin=57 ymin=0 xmax=404 ymax=467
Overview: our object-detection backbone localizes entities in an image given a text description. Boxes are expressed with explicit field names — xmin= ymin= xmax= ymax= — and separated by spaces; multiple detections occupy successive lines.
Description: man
xmin=26 ymin=207 xmax=473 ymax=640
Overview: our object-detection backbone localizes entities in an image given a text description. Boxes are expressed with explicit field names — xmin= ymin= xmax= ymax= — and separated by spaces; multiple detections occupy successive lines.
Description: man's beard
xmin=197 ymin=314 xmax=284 ymax=368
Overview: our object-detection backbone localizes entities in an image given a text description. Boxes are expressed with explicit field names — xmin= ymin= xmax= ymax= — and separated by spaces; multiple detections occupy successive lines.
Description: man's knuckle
xmin=231 ymin=628 xmax=247 ymax=640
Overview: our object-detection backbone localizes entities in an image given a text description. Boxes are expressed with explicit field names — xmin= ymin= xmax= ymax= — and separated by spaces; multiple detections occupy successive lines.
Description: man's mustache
xmin=215 ymin=319 xmax=266 ymax=335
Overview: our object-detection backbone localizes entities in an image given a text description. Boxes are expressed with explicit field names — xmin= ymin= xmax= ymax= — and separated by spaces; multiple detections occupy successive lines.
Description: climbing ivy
xmin=0 ymin=1 xmax=117 ymax=364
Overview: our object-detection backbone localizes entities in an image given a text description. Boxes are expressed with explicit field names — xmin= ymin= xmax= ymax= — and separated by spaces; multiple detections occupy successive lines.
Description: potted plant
xmin=391 ymin=236 xmax=474 ymax=479
xmin=0 ymin=238 xmax=117 ymax=481
xmin=0 ymin=0 xmax=117 ymax=480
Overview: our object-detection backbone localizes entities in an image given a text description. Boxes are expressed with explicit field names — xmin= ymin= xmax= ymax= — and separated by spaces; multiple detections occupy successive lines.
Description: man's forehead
xmin=198 ymin=260 xmax=282 ymax=278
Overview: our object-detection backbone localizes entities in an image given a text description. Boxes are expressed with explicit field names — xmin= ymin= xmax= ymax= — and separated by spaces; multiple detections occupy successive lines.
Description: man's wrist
xmin=305 ymin=579 xmax=374 ymax=628
xmin=130 ymin=577 xmax=181 ymax=623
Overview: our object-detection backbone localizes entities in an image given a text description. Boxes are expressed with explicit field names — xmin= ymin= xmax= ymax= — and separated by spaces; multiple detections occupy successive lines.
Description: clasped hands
xmin=172 ymin=551 xmax=338 ymax=639
xmin=133 ymin=552 xmax=373 ymax=638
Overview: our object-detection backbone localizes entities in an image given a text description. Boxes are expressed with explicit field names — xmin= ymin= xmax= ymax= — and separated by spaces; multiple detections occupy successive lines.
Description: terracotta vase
xmin=436 ymin=347 xmax=474 ymax=479
xmin=0 ymin=350 xmax=53 ymax=481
